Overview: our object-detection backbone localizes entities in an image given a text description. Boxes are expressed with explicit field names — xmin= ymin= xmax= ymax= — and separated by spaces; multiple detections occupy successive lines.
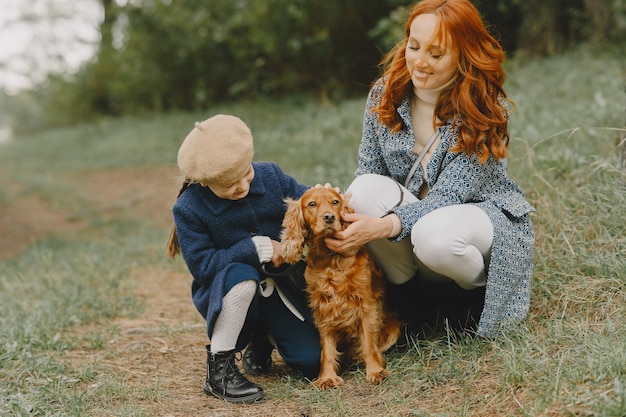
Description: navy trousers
xmin=222 ymin=264 xmax=321 ymax=380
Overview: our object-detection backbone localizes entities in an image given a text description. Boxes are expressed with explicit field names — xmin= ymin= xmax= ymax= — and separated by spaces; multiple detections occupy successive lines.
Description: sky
xmin=0 ymin=0 xmax=102 ymax=92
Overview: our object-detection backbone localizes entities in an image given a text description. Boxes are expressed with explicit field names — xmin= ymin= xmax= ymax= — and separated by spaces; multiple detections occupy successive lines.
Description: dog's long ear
xmin=280 ymin=197 xmax=306 ymax=264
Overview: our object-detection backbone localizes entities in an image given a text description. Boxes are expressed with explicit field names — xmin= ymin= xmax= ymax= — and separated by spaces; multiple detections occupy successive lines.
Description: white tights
xmin=210 ymin=280 xmax=257 ymax=353
xmin=347 ymin=174 xmax=493 ymax=290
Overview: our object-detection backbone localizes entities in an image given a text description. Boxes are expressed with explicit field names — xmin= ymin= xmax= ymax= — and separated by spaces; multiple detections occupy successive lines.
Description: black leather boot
xmin=203 ymin=345 xmax=265 ymax=403
xmin=242 ymin=334 xmax=273 ymax=376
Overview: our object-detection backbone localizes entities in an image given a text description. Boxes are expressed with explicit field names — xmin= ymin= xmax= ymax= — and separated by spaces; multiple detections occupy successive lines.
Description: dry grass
xmin=0 ymin=45 xmax=624 ymax=416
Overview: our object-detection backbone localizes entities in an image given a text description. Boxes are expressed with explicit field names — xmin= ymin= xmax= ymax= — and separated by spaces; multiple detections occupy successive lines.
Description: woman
xmin=325 ymin=0 xmax=535 ymax=338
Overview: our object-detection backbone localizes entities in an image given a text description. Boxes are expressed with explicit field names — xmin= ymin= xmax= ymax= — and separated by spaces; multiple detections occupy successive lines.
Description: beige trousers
xmin=347 ymin=174 xmax=493 ymax=290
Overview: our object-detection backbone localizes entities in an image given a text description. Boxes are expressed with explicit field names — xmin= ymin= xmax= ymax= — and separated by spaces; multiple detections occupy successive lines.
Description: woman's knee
xmin=347 ymin=174 xmax=406 ymax=217
xmin=412 ymin=205 xmax=493 ymax=259
xmin=411 ymin=208 xmax=491 ymax=289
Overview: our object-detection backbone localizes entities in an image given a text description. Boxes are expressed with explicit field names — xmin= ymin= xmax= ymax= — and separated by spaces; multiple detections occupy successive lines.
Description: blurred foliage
xmin=3 ymin=0 xmax=625 ymax=130
xmin=53 ymin=0 xmax=397 ymax=118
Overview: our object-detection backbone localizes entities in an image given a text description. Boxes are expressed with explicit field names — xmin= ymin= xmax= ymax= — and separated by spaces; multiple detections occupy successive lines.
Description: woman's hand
xmin=314 ymin=182 xmax=341 ymax=193
xmin=324 ymin=212 xmax=394 ymax=253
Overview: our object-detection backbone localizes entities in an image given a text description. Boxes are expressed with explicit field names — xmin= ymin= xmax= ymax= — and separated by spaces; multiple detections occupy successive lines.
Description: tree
xmin=89 ymin=0 xmax=118 ymax=113
xmin=27 ymin=0 xmax=626 ymax=122
xmin=78 ymin=0 xmax=400 ymax=112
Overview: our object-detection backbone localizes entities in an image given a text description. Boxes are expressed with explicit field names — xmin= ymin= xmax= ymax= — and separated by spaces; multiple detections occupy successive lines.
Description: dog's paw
xmin=313 ymin=375 xmax=344 ymax=389
xmin=280 ymin=240 xmax=303 ymax=264
xmin=366 ymin=368 xmax=390 ymax=385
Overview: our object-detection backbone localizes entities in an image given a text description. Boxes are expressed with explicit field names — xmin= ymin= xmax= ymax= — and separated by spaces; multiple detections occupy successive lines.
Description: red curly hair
xmin=374 ymin=0 xmax=512 ymax=163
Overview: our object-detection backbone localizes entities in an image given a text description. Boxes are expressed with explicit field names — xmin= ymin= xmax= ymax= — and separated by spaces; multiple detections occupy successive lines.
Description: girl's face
xmin=405 ymin=13 xmax=458 ymax=91
xmin=202 ymin=164 xmax=255 ymax=200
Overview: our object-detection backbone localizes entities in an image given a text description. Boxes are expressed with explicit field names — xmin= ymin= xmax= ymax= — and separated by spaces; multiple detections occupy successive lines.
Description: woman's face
xmin=405 ymin=13 xmax=457 ymax=91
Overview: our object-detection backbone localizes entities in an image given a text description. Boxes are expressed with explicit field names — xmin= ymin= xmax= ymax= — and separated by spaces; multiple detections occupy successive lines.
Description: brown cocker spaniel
xmin=281 ymin=187 xmax=400 ymax=389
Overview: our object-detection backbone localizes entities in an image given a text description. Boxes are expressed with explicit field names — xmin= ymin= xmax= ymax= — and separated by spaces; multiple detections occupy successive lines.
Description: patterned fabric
xmin=356 ymin=79 xmax=535 ymax=337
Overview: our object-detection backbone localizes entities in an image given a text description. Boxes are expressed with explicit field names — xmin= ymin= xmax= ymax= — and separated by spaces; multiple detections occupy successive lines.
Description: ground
xmin=1 ymin=167 xmax=309 ymax=417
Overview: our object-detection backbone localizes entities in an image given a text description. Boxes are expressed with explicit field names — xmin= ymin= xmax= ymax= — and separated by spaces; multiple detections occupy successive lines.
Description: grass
xmin=0 ymin=44 xmax=625 ymax=416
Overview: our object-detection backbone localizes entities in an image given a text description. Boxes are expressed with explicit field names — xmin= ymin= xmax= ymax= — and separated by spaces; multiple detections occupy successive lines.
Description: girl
xmin=167 ymin=114 xmax=320 ymax=403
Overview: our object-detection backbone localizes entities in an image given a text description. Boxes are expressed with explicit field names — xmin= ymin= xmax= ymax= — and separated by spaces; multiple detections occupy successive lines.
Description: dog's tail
xmin=379 ymin=311 xmax=401 ymax=352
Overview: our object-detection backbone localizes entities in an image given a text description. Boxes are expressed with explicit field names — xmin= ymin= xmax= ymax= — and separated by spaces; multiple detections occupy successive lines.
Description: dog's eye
xmin=308 ymin=201 xmax=317 ymax=207
xmin=332 ymin=199 xmax=340 ymax=205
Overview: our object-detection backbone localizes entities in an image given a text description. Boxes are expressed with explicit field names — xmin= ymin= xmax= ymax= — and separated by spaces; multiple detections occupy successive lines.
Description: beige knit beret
xmin=177 ymin=114 xmax=254 ymax=184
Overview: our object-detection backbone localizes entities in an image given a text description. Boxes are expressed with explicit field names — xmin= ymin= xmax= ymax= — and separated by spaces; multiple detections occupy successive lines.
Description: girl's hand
xmin=270 ymin=240 xmax=284 ymax=267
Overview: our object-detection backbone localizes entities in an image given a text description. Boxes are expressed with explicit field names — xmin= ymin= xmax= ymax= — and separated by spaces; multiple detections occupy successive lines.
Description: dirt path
xmin=1 ymin=166 xmax=304 ymax=416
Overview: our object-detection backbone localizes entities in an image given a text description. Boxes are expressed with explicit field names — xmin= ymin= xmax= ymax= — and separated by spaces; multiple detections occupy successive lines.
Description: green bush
xmin=7 ymin=0 xmax=625 ymax=128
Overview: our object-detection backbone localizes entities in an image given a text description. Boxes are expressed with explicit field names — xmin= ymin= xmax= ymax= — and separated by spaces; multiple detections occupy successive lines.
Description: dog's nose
xmin=323 ymin=213 xmax=335 ymax=224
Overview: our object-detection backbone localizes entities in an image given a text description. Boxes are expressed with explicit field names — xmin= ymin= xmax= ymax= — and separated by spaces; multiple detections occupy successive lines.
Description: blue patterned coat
xmin=172 ymin=162 xmax=309 ymax=337
xmin=357 ymin=80 xmax=535 ymax=337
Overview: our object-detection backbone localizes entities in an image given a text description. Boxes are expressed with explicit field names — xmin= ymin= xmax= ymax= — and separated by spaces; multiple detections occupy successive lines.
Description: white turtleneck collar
xmin=413 ymin=75 xmax=457 ymax=105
